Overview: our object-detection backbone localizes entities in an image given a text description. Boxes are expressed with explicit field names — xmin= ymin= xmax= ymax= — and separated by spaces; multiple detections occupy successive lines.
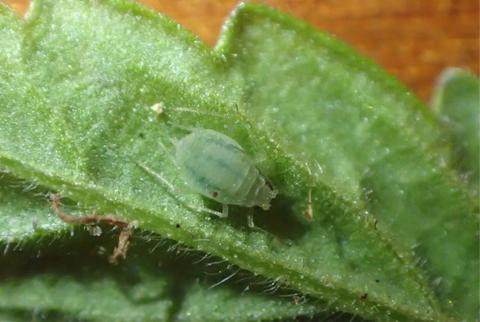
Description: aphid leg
xmin=304 ymin=188 xmax=314 ymax=221
xmin=222 ymin=204 xmax=229 ymax=218
xmin=157 ymin=140 xmax=178 ymax=168
xmin=50 ymin=193 xmax=132 ymax=265
xmin=247 ymin=210 xmax=268 ymax=233
xmin=136 ymin=162 xmax=226 ymax=218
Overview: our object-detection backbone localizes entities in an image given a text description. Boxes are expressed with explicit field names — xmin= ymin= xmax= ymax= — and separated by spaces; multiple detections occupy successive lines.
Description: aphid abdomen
xmin=176 ymin=129 xmax=257 ymax=206
xmin=175 ymin=129 xmax=277 ymax=210
xmin=230 ymin=163 xmax=260 ymax=206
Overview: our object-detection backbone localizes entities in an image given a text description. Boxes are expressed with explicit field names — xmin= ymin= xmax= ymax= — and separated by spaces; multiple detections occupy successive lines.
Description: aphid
xmin=176 ymin=129 xmax=277 ymax=213
xmin=139 ymin=127 xmax=277 ymax=226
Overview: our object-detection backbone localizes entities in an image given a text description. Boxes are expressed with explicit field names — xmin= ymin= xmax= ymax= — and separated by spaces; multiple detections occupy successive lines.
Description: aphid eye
xmin=211 ymin=191 xmax=219 ymax=198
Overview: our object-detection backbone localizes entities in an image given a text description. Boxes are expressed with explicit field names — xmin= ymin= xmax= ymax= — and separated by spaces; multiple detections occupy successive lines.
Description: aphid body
xmin=175 ymin=129 xmax=277 ymax=211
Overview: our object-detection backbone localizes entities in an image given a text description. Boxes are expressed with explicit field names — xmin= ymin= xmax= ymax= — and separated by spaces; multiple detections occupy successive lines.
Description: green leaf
xmin=0 ymin=1 xmax=477 ymax=321
xmin=1 ymin=229 xmax=320 ymax=322
xmin=0 ymin=273 xmax=172 ymax=322
xmin=432 ymin=68 xmax=480 ymax=194
xmin=0 ymin=5 xmax=319 ymax=321
xmin=0 ymin=174 xmax=319 ymax=322
xmin=0 ymin=175 xmax=68 ymax=243
xmin=220 ymin=4 xmax=478 ymax=320
xmin=0 ymin=310 xmax=86 ymax=322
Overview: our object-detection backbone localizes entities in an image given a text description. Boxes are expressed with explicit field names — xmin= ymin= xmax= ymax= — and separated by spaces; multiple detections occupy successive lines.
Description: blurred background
xmin=4 ymin=0 xmax=479 ymax=101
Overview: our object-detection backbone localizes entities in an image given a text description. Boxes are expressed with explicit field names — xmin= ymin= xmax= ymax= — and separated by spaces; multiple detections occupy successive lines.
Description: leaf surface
xmin=0 ymin=5 xmax=319 ymax=322
xmin=0 ymin=1 xmax=477 ymax=321
xmin=1 ymin=228 xmax=320 ymax=322
xmin=219 ymin=5 xmax=479 ymax=320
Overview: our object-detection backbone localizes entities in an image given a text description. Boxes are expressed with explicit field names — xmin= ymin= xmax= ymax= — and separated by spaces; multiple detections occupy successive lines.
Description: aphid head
xmin=256 ymin=183 xmax=278 ymax=211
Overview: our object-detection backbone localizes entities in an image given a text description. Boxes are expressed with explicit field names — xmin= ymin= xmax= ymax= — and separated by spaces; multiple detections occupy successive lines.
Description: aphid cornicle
xmin=175 ymin=129 xmax=277 ymax=214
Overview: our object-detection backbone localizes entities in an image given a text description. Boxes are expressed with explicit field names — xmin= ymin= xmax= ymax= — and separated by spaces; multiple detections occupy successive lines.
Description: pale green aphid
xmin=138 ymin=105 xmax=277 ymax=226
xmin=175 ymin=129 xmax=277 ymax=216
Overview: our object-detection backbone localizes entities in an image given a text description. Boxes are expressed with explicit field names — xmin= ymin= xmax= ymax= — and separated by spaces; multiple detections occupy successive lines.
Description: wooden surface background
xmin=4 ymin=0 xmax=479 ymax=102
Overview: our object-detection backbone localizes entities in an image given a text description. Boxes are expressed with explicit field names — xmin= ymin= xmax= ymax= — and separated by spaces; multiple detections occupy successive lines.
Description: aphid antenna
xmin=136 ymin=161 xmax=176 ymax=191
xmin=135 ymin=161 xmax=227 ymax=218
